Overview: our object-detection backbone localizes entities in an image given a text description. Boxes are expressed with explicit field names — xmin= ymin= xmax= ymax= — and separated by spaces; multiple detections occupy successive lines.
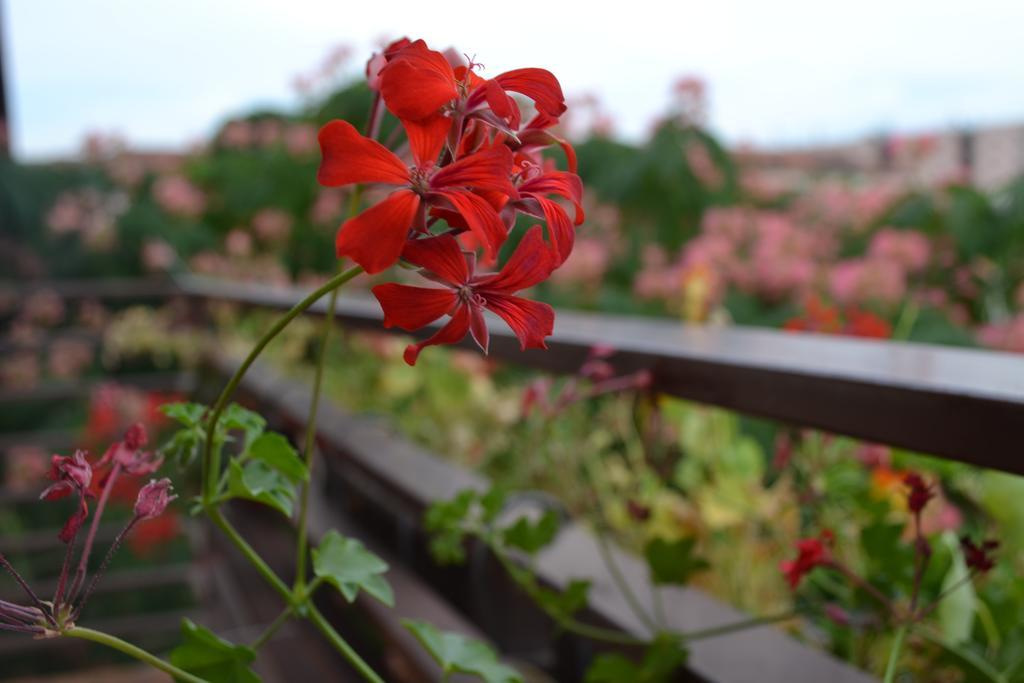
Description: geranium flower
xmin=40 ymin=450 xmax=93 ymax=543
xmin=780 ymin=531 xmax=833 ymax=589
xmin=96 ymin=423 xmax=162 ymax=476
xmin=903 ymin=473 xmax=935 ymax=514
xmin=372 ymin=227 xmax=555 ymax=365
xmin=960 ymin=537 xmax=998 ymax=574
xmin=317 ymin=120 xmax=516 ymax=273
xmin=510 ymin=169 xmax=584 ymax=265
xmin=379 ymin=40 xmax=566 ymax=143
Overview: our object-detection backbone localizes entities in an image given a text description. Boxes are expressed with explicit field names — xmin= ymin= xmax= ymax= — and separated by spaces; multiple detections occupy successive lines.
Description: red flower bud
xmin=134 ymin=478 xmax=177 ymax=521
xmin=961 ymin=536 xmax=999 ymax=574
xmin=903 ymin=472 xmax=935 ymax=514
xmin=123 ymin=423 xmax=148 ymax=451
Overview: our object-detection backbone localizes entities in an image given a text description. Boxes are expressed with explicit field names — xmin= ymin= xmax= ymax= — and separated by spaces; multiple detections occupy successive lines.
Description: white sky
xmin=5 ymin=0 xmax=1024 ymax=160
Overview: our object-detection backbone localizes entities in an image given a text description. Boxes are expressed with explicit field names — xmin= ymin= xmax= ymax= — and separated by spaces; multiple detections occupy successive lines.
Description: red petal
xmin=403 ymin=303 xmax=471 ymax=366
xmin=336 ymin=190 xmax=420 ymax=274
xmin=403 ymin=115 xmax=452 ymax=168
xmin=520 ymin=172 xmax=584 ymax=224
xmin=535 ymin=196 xmax=575 ymax=265
xmin=483 ymin=294 xmax=554 ymax=351
xmin=483 ymin=79 xmax=520 ymax=128
xmin=401 ymin=233 xmax=470 ymax=285
xmin=317 ymin=120 xmax=410 ymax=187
xmin=380 ymin=40 xmax=458 ymax=121
xmin=430 ymin=145 xmax=516 ymax=195
xmin=469 ymin=304 xmax=489 ymax=354
xmin=372 ymin=283 xmax=457 ymax=330
xmin=495 ymin=68 xmax=567 ymax=118
xmin=433 ymin=190 xmax=508 ymax=261
xmin=476 ymin=226 xmax=554 ymax=293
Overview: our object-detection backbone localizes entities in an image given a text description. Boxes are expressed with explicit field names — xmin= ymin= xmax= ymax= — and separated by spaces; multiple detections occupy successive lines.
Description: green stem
xmin=295 ymin=189 xmax=362 ymax=590
xmin=883 ymin=624 xmax=909 ymax=683
xmin=65 ymin=627 xmax=206 ymax=683
xmin=682 ymin=611 xmax=797 ymax=641
xmin=307 ymin=604 xmax=386 ymax=683
xmin=593 ymin=524 xmax=660 ymax=633
xmin=251 ymin=607 xmax=293 ymax=649
xmin=207 ymin=507 xmax=293 ymax=604
xmin=201 ymin=264 xmax=363 ymax=501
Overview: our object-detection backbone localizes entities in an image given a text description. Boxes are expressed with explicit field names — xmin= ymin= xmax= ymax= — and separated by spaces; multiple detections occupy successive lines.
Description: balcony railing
xmin=4 ymin=275 xmax=1023 ymax=682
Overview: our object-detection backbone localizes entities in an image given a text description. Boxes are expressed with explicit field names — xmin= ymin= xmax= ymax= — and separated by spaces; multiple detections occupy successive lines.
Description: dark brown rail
xmin=175 ymin=274 xmax=1024 ymax=475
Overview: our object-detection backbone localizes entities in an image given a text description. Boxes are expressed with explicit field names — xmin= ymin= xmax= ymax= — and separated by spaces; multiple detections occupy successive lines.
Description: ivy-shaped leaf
xmin=221 ymin=404 xmax=266 ymax=452
xmin=160 ymin=402 xmax=208 ymax=467
xmin=535 ymin=579 xmax=591 ymax=621
xmin=586 ymin=636 xmax=687 ymax=683
xmin=227 ymin=460 xmax=296 ymax=517
xmin=313 ymin=530 xmax=393 ymax=606
xmin=245 ymin=432 xmax=307 ymax=484
xmin=502 ymin=510 xmax=560 ymax=555
xmin=403 ymin=619 xmax=522 ymax=683
xmin=162 ymin=402 xmax=207 ymax=427
xmin=425 ymin=490 xmax=478 ymax=565
xmin=169 ymin=619 xmax=260 ymax=683
xmin=644 ymin=537 xmax=709 ymax=586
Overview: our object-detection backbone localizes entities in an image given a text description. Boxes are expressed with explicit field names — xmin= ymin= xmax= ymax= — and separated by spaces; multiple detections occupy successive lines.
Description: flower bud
xmin=134 ymin=478 xmax=177 ymax=520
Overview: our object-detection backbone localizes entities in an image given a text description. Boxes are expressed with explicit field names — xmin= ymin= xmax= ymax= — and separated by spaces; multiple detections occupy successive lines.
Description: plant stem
xmin=307 ymin=604 xmax=386 ymax=683
xmin=251 ymin=607 xmax=293 ymax=649
xmin=0 ymin=552 xmax=54 ymax=626
xmin=200 ymin=264 xmax=363 ymax=501
xmin=593 ymin=524 xmax=660 ymax=634
xmin=65 ymin=627 xmax=207 ymax=683
xmin=74 ymin=518 xmax=139 ymax=619
xmin=883 ymin=624 xmax=909 ymax=683
xmin=207 ymin=507 xmax=293 ymax=604
xmin=295 ymin=190 xmax=363 ymax=590
xmin=69 ymin=462 xmax=121 ymax=604
xmin=682 ymin=611 xmax=797 ymax=641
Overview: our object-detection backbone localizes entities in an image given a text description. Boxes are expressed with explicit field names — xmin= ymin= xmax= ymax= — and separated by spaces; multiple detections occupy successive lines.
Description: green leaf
xmin=586 ymin=637 xmax=687 ymax=683
xmin=938 ymin=532 xmax=978 ymax=645
xmin=535 ymin=579 xmax=591 ymax=620
xmin=424 ymin=490 xmax=478 ymax=565
xmin=313 ymin=530 xmax=393 ymax=606
xmin=221 ymin=404 xmax=266 ymax=450
xmin=227 ymin=460 xmax=296 ymax=517
xmin=245 ymin=432 xmax=307 ymax=483
xmin=502 ymin=510 xmax=559 ymax=555
xmin=403 ymin=619 xmax=522 ymax=683
xmin=480 ymin=487 xmax=508 ymax=524
xmin=644 ymin=537 xmax=708 ymax=586
xmin=162 ymin=402 xmax=206 ymax=427
xmin=169 ymin=619 xmax=259 ymax=683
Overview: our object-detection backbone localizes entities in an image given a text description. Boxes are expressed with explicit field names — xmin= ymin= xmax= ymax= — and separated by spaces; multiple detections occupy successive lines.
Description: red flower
xmin=40 ymin=450 xmax=93 ymax=543
xmin=903 ymin=472 xmax=935 ymax=514
xmin=317 ymin=120 xmax=517 ymax=273
xmin=510 ymin=170 xmax=584 ymax=265
xmin=380 ymin=40 xmax=567 ymax=133
xmin=780 ymin=531 xmax=833 ymax=589
xmin=372 ymin=226 xmax=555 ymax=365
xmin=96 ymin=423 xmax=163 ymax=476
xmin=960 ymin=537 xmax=998 ymax=573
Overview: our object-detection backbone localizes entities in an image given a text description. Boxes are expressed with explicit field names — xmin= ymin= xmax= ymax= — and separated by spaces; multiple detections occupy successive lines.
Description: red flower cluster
xmin=903 ymin=472 xmax=935 ymax=514
xmin=783 ymin=295 xmax=891 ymax=339
xmin=960 ymin=537 xmax=999 ymax=574
xmin=780 ymin=531 xmax=834 ymax=589
xmin=318 ymin=38 xmax=583 ymax=365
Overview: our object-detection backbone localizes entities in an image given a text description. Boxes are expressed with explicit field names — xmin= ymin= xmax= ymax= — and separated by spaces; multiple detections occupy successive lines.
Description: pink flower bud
xmin=134 ymin=479 xmax=177 ymax=520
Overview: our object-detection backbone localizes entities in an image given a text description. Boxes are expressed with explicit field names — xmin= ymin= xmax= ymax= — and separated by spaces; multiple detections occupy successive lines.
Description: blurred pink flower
xmin=868 ymin=229 xmax=931 ymax=273
xmin=225 ymin=229 xmax=253 ymax=257
xmin=153 ymin=175 xmax=205 ymax=218
xmin=252 ymin=208 xmax=293 ymax=243
xmin=978 ymin=314 xmax=1024 ymax=353
xmin=285 ymin=123 xmax=318 ymax=156
xmin=550 ymin=238 xmax=611 ymax=292
xmin=142 ymin=239 xmax=176 ymax=272
xmin=310 ymin=189 xmax=345 ymax=225
xmin=829 ymin=258 xmax=906 ymax=307
xmin=48 ymin=338 xmax=94 ymax=380
xmin=221 ymin=120 xmax=255 ymax=148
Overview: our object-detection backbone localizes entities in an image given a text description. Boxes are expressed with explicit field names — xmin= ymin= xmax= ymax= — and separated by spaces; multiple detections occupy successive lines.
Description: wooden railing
xmin=6 ymin=276 xmax=1024 ymax=683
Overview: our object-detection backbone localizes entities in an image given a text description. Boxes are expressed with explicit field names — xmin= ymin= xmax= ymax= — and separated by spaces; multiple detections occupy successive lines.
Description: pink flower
xmin=153 ymin=175 xmax=206 ymax=218
xmin=780 ymin=531 xmax=833 ymax=589
xmin=142 ymin=239 xmax=176 ymax=272
xmin=868 ymin=229 xmax=930 ymax=273
xmin=98 ymin=423 xmax=162 ymax=476
xmin=251 ymin=208 xmax=293 ymax=243
xmin=40 ymin=450 xmax=93 ymax=543
xmin=134 ymin=478 xmax=177 ymax=520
